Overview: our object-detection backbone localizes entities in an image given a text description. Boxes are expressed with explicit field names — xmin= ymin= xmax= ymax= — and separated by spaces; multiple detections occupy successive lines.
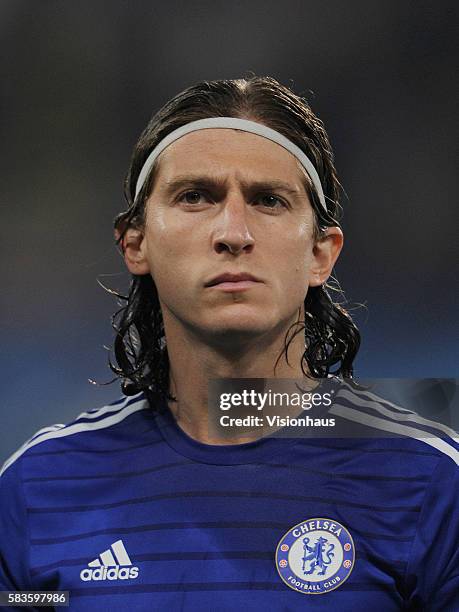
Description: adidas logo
xmin=80 ymin=539 xmax=139 ymax=581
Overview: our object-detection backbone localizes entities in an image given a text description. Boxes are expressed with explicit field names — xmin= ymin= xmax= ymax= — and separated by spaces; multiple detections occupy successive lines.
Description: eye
xmin=178 ymin=190 xmax=207 ymax=205
xmin=255 ymin=193 xmax=286 ymax=209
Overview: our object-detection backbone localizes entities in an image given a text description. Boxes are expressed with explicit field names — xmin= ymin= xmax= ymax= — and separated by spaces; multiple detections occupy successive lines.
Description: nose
xmin=212 ymin=194 xmax=255 ymax=255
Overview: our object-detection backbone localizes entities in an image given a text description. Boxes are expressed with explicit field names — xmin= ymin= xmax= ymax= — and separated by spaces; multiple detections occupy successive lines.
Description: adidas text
xmin=80 ymin=566 xmax=139 ymax=581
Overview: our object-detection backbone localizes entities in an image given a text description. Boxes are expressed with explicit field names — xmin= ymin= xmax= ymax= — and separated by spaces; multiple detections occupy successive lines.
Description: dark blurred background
xmin=1 ymin=1 xmax=458 ymax=462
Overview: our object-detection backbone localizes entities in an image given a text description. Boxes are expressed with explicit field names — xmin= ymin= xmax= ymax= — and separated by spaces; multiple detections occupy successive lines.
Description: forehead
xmin=153 ymin=128 xmax=309 ymax=187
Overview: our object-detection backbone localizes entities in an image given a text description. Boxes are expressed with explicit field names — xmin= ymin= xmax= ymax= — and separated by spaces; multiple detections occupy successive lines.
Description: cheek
xmin=274 ymin=222 xmax=314 ymax=277
xmin=143 ymin=224 xmax=206 ymax=309
xmin=143 ymin=209 xmax=186 ymax=277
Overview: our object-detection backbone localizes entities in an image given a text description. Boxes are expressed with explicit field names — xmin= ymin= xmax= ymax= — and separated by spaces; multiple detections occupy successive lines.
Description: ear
xmin=114 ymin=226 xmax=150 ymax=275
xmin=308 ymin=227 xmax=344 ymax=287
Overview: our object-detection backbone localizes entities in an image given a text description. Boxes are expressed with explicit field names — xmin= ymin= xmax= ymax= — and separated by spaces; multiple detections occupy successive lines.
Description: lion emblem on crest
xmin=302 ymin=536 xmax=335 ymax=576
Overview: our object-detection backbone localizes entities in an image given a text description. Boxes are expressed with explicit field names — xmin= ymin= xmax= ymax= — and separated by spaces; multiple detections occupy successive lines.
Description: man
xmin=1 ymin=77 xmax=458 ymax=611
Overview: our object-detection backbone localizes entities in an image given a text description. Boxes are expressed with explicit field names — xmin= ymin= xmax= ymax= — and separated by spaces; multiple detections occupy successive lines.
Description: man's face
xmin=133 ymin=128 xmax=340 ymax=347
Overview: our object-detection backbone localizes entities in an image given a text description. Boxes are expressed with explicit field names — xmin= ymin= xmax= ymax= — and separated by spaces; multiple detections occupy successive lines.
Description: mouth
xmin=205 ymin=273 xmax=262 ymax=292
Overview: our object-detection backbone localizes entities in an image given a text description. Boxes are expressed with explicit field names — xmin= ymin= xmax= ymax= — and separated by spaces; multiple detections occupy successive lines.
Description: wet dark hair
xmin=110 ymin=76 xmax=360 ymax=402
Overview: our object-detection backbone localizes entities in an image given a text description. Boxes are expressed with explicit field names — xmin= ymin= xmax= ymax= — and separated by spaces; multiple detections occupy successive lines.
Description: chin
xmin=199 ymin=311 xmax=278 ymax=345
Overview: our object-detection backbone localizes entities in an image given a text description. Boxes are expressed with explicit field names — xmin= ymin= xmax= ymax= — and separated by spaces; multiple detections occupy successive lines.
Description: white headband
xmin=135 ymin=117 xmax=327 ymax=211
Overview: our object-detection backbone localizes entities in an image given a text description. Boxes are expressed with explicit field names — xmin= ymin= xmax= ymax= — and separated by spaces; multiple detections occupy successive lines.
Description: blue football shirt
xmin=1 ymin=378 xmax=458 ymax=611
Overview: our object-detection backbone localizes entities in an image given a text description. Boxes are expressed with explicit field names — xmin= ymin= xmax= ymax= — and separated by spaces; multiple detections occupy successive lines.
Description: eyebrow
xmin=160 ymin=174 xmax=306 ymax=198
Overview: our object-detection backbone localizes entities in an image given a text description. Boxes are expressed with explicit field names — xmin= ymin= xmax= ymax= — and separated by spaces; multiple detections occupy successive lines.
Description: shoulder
xmin=328 ymin=378 xmax=459 ymax=470
xmin=0 ymin=393 xmax=151 ymax=479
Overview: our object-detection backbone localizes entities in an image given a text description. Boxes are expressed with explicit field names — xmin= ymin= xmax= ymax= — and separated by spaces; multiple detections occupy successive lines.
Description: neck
xmin=162 ymin=307 xmax=317 ymax=444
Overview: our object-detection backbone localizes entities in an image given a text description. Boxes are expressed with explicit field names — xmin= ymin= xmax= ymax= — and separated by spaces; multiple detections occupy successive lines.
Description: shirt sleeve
xmin=404 ymin=453 xmax=459 ymax=611
xmin=0 ymin=458 xmax=33 ymax=593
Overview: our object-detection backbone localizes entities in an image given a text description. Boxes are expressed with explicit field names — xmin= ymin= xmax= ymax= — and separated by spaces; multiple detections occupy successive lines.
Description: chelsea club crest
xmin=275 ymin=517 xmax=355 ymax=594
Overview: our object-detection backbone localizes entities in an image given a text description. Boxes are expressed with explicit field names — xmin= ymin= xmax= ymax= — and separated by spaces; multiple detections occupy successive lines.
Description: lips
xmin=205 ymin=272 xmax=261 ymax=287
